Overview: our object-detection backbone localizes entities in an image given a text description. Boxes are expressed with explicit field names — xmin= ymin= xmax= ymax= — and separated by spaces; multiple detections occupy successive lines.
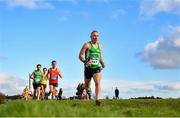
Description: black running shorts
xmin=33 ymin=82 xmax=41 ymax=90
xmin=49 ymin=83 xmax=58 ymax=87
xmin=84 ymin=67 xmax=101 ymax=79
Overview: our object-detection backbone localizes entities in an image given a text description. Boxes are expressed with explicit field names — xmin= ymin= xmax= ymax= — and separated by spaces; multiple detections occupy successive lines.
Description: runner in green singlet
xmin=79 ymin=30 xmax=106 ymax=106
xmin=31 ymin=64 xmax=43 ymax=100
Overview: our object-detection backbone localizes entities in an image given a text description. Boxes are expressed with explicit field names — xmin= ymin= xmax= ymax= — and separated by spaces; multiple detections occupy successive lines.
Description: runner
xmin=31 ymin=64 xmax=43 ymax=100
xmin=79 ymin=30 xmax=106 ymax=106
xmin=41 ymin=67 xmax=48 ymax=99
xmin=48 ymin=60 xmax=63 ymax=99
xmin=22 ymin=86 xmax=30 ymax=100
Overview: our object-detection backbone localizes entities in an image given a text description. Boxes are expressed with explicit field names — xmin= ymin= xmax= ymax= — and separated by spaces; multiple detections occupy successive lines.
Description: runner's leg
xmin=41 ymin=85 xmax=45 ymax=99
xmin=93 ymin=72 xmax=102 ymax=100
xmin=84 ymin=75 xmax=91 ymax=88
xmin=49 ymin=84 xmax=53 ymax=99
xmin=37 ymin=86 xmax=41 ymax=100
xmin=84 ymin=75 xmax=92 ymax=99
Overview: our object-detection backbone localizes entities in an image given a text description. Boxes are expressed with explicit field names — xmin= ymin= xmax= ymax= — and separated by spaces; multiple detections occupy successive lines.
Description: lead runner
xmin=79 ymin=30 xmax=106 ymax=106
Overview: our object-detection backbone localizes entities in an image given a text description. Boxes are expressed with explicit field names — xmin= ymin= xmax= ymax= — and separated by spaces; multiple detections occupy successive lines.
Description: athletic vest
xmin=41 ymin=72 xmax=48 ymax=85
xmin=49 ymin=68 xmax=59 ymax=83
xmin=33 ymin=70 xmax=42 ymax=83
xmin=85 ymin=42 xmax=101 ymax=69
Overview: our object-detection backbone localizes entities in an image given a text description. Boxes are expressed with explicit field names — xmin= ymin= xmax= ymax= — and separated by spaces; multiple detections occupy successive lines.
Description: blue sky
xmin=0 ymin=0 xmax=180 ymax=98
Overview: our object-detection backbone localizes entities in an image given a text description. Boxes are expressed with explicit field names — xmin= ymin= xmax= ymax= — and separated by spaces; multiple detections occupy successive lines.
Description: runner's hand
xmin=85 ymin=60 xmax=92 ymax=67
xmin=101 ymin=62 xmax=106 ymax=68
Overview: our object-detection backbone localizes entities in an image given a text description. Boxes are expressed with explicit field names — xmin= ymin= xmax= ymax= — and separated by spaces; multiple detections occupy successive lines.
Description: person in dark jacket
xmin=58 ymin=88 xmax=63 ymax=100
xmin=115 ymin=87 xmax=119 ymax=99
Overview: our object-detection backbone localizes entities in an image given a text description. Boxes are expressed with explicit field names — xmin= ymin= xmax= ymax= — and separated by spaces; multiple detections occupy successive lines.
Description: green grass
xmin=0 ymin=99 xmax=180 ymax=117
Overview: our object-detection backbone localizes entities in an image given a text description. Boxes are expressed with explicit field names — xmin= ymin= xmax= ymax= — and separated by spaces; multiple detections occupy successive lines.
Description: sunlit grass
xmin=0 ymin=99 xmax=180 ymax=117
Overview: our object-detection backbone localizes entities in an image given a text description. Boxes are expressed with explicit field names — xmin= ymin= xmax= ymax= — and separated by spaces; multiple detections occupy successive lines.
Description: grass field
xmin=0 ymin=99 xmax=180 ymax=117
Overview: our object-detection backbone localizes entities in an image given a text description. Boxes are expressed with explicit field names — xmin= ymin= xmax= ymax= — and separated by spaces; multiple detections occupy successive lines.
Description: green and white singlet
xmin=33 ymin=70 xmax=42 ymax=84
xmin=85 ymin=42 xmax=101 ymax=69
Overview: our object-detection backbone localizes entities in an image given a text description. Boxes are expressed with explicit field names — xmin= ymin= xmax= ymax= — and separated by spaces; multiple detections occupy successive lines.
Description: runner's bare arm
xmin=47 ymin=69 xmax=50 ymax=80
xmin=58 ymin=68 xmax=63 ymax=78
xmin=100 ymin=45 xmax=106 ymax=68
xmin=79 ymin=43 xmax=89 ymax=63
xmin=30 ymin=72 xmax=34 ymax=79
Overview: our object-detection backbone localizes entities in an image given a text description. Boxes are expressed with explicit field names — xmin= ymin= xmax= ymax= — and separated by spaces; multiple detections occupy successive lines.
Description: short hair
xmin=52 ymin=60 xmax=56 ymax=64
xmin=91 ymin=30 xmax=98 ymax=35
xmin=43 ymin=68 xmax=47 ymax=71
xmin=36 ymin=64 xmax=41 ymax=67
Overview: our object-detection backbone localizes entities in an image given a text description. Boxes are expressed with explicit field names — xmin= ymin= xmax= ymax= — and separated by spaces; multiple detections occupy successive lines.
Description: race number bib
xmin=52 ymin=75 xmax=57 ymax=80
xmin=34 ymin=78 xmax=40 ymax=83
xmin=91 ymin=59 xmax=99 ymax=65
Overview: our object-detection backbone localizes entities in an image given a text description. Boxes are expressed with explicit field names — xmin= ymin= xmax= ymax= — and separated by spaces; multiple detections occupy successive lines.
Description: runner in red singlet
xmin=48 ymin=60 xmax=63 ymax=99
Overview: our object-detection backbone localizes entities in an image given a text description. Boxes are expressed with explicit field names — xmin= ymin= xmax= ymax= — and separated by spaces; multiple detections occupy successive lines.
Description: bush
xmin=0 ymin=92 xmax=6 ymax=104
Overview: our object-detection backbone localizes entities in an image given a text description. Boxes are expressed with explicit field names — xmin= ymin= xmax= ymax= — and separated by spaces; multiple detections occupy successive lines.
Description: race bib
xmin=91 ymin=59 xmax=99 ymax=65
xmin=34 ymin=78 xmax=40 ymax=83
xmin=52 ymin=75 xmax=57 ymax=80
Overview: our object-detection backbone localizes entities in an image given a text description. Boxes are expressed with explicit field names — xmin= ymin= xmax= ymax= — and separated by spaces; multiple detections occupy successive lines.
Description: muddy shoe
xmin=96 ymin=100 xmax=101 ymax=106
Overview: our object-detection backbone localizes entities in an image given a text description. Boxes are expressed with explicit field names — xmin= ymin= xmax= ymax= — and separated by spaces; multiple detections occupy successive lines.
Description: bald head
xmin=90 ymin=30 xmax=99 ymax=43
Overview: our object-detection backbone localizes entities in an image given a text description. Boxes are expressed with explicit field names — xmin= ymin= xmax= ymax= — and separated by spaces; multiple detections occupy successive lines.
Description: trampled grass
xmin=0 ymin=99 xmax=180 ymax=117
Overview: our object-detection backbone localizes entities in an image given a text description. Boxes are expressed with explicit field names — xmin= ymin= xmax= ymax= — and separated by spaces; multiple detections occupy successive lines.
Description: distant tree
xmin=156 ymin=97 xmax=162 ymax=99
xmin=6 ymin=94 xmax=21 ymax=100
xmin=130 ymin=96 xmax=163 ymax=99
xmin=105 ymin=96 xmax=109 ymax=99
xmin=0 ymin=92 xmax=6 ymax=104
xmin=151 ymin=96 xmax=155 ymax=99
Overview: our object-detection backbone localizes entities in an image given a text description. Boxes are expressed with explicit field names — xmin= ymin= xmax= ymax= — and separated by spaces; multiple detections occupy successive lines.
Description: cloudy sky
xmin=0 ymin=0 xmax=180 ymax=98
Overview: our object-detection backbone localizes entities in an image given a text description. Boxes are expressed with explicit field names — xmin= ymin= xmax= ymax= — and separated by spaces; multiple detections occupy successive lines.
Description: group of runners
xmin=29 ymin=60 xmax=62 ymax=100
xmin=22 ymin=31 xmax=106 ymax=106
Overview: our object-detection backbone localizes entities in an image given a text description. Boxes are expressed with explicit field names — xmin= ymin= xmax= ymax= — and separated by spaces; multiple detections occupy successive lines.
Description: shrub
xmin=0 ymin=92 xmax=6 ymax=104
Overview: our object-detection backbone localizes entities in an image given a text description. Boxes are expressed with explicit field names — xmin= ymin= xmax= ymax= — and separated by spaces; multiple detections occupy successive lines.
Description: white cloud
xmin=101 ymin=80 xmax=180 ymax=98
xmin=155 ymin=82 xmax=180 ymax=91
xmin=8 ymin=0 xmax=37 ymax=8
xmin=138 ymin=26 xmax=180 ymax=69
xmin=140 ymin=0 xmax=180 ymax=17
xmin=111 ymin=9 xmax=125 ymax=20
xmin=0 ymin=72 xmax=27 ymax=95
xmin=1 ymin=72 xmax=180 ymax=98
xmin=58 ymin=0 xmax=78 ymax=5
xmin=59 ymin=79 xmax=180 ymax=99
xmin=7 ymin=0 xmax=54 ymax=9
